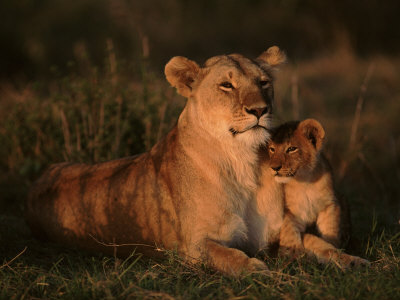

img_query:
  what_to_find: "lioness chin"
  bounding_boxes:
[26,46,287,276]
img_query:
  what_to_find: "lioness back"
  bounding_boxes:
[27,130,187,257]
[26,47,287,276]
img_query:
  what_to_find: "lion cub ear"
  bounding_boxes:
[257,46,287,68]
[165,56,200,98]
[298,119,325,150]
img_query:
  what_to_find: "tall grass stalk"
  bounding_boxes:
[291,72,300,119]
[338,63,375,179]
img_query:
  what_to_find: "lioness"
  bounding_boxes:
[267,119,369,267]
[26,46,287,276]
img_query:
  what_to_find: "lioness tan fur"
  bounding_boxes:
[26,46,287,276]
[266,119,369,267]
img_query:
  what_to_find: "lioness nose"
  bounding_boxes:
[245,106,269,119]
[271,165,282,172]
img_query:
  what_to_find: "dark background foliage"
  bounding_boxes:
[2,0,400,80]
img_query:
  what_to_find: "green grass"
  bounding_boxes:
[0,214,399,299]
[0,49,399,298]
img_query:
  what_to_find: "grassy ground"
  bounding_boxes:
[0,49,399,299]
[0,214,399,299]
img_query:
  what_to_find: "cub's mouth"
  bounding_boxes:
[273,172,296,183]
[274,171,296,178]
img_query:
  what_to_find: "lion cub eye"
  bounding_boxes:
[219,82,234,91]
[260,80,270,89]
[269,146,275,153]
[286,146,298,153]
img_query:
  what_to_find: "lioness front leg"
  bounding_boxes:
[302,233,370,268]
[279,214,305,255]
[204,239,267,276]
[316,202,341,247]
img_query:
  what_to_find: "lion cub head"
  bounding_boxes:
[268,119,325,183]
[164,46,286,148]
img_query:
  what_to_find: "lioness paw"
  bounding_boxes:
[279,236,304,252]
[278,246,305,259]
[337,253,370,269]
[347,255,370,267]
[220,257,268,277]
[247,258,269,273]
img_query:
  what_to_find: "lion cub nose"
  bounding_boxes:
[271,165,282,172]
[245,106,269,119]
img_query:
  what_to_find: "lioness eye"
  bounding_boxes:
[260,80,270,88]
[287,146,298,153]
[269,147,275,153]
[220,82,234,91]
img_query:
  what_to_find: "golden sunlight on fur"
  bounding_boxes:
[26,46,287,276]
[266,119,369,268]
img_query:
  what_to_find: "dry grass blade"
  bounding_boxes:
[291,72,299,120]
[59,109,72,159]
[107,38,118,86]
[0,247,27,269]
[348,63,375,150]
[88,234,161,251]
[339,62,375,179]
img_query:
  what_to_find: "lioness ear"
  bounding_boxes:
[257,46,287,68]
[298,119,325,150]
[165,56,200,98]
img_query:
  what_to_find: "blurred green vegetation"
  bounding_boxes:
[0,53,186,214]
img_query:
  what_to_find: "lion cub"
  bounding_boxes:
[268,119,345,252]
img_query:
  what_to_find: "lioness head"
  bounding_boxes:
[268,119,325,183]
[165,46,286,147]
